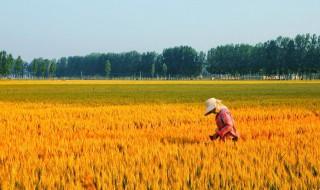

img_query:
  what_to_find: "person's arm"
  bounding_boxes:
[216,112,234,138]
[209,133,219,140]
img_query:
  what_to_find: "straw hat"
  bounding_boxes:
[204,98,221,116]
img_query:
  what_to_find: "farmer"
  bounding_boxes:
[204,98,239,141]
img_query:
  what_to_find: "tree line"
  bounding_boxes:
[207,34,320,75]
[0,52,25,78]
[0,53,56,78]
[0,34,320,78]
[54,46,204,78]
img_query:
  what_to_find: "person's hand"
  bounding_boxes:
[209,133,219,141]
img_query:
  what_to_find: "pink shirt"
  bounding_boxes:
[215,107,239,140]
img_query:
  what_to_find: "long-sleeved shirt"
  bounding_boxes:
[215,107,239,140]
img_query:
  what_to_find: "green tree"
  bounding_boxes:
[162,63,167,76]
[151,63,155,77]
[5,54,14,77]
[49,60,57,77]
[163,46,200,76]
[30,59,39,77]
[104,60,111,77]
[14,56,24,77]
[40,59,49,78]
[0,51,7,76]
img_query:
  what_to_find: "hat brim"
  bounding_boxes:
[204,105,215,116]
[204,111,213,116]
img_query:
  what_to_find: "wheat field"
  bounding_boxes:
[0,80,319,189]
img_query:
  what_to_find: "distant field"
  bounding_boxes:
[0,80,319,189]
[0,80,319,107]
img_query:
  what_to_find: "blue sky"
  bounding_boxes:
[1,0,319,61]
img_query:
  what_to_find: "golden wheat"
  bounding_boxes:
[0,101,319,189]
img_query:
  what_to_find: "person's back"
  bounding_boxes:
[215,106,239,141]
